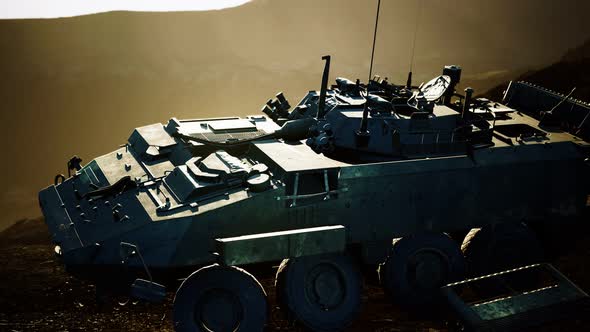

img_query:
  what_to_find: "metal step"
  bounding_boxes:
[441,263,589,331]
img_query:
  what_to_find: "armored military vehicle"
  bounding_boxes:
[38,53,590,331]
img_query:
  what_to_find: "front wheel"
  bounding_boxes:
[173,264,267,332]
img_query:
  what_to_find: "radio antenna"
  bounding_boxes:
[367,0,381,83]
[408,0,423,74]
[357,0,381,147]
[406,0,423,88]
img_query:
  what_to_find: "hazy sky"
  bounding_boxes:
[0,0,251,18]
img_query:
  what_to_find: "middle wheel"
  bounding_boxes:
[378,232,466,307]
[275,253,362,332]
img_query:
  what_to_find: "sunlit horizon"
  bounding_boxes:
[0,0,252,19]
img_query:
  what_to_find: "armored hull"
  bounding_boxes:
[39,94,590,268]
[39,58,590,331]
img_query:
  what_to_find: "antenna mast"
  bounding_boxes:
[368,0,381,82]
[407,0,423,88]
[356,0,381,147]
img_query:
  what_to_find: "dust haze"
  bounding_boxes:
[1,0,589,230]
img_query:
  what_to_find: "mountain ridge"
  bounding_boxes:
[484,38,590,103]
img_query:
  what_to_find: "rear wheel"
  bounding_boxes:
[378,232,466,307]
[173,264,267,332]
[461,222,543,277]
[275,253,362,332]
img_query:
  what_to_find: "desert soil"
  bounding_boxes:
[1,218,590,332]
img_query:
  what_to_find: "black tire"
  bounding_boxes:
[378,232,466,307]
[274,258,289,314]
[461,222,544,278]
[275,253,362,332]
[173,264,267,332]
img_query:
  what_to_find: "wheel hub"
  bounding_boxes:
[407,249,450,291]
[196,288,242,332]
[305,263,346,310]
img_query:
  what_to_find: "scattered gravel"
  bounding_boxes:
[1,217,589,331]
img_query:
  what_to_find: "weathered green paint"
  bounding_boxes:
[37,62,590,272]
[215,225,346,266]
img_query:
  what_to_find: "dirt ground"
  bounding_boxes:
[1,218,590,332]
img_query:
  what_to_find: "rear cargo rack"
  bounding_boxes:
[441,263,589,331]
[503,81,590,139]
